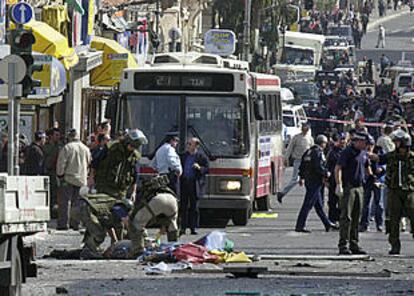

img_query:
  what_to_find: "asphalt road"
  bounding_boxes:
[357,11,414,63]
[23,168,414,296]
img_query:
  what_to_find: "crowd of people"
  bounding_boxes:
[0,122,211,258]
[281,119,414,255]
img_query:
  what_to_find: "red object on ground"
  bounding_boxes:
[172,243,218,264]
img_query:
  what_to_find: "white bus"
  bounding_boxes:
[109,52,284,226]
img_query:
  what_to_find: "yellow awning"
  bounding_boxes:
[12,20,78,70]
[90,36,138,87]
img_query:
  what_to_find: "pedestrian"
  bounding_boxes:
[56,129,91,230]
[79,196,132,259]
[128,175,179,258]
[0,131,8,172]
[376,25,386,48]
[278,123,314,203]
[89,133,110,189]
[23,131,46,175]
[377,124,395,153]
[379,0,386,17]
[295,135,338,233]
[326,133,348,224]
[151,132,182,193]
[43,128,62,217]
[179,137,209,236]
[95,129,146,200]
[335,132,371,255]
[359,137,385,232]
[370,130,414,254]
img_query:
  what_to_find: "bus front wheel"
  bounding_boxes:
[232,209,249,226]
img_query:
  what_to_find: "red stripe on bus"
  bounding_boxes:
[256,78,280,86]
[139,167,156,174]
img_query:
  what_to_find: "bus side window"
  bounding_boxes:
[267,94,274,120]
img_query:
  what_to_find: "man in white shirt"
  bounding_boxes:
[151,132,182,193]
[278,123,314,203]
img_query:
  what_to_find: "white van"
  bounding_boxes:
[282,104,310,146]
[394,72,414,96]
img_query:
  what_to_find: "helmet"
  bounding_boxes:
[126,128,148,148]
[315,134,328,145]
[111,199,134,220]
[391,129,412,147]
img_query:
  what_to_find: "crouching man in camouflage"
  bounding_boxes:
[79,194,133,259]
[128,175,179,258]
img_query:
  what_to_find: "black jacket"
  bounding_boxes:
[180,150,209,197]
[23,142,44,175]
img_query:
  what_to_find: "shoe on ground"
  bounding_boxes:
[358,226,368,232]
[350,248,367,255]
[389,248,400,255]
[190,230,198,235]
[179,230,186,236]
[338,248,352,255]
[325,222,339,232]
[56,226,69,231]
[277,192,284,204]
[377,226,383,232]
[295,228,311,233]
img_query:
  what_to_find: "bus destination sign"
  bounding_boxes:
[134,72,234,91]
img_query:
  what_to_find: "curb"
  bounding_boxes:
[367,8,410,32]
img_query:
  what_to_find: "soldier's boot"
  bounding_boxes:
[129,230,145,258]
[80,246,104,260]
[167,230,178,242]
[385,219,390,234]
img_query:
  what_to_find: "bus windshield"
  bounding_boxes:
[282,47,314,66]
[124,95,248,157]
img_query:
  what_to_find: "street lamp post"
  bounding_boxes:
[243,0,251,62]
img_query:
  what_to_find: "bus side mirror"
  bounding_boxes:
[254,99,265,121]
[105,95,118,123]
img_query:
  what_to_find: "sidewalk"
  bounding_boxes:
[367,6,410,32]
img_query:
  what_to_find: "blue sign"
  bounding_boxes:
[11,2,34,25]
[204,29,236,56]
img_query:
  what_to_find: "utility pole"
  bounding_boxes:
[155,0,160,36]
[243,0,251,62]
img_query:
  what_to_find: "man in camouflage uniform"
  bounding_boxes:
[372,129,414,254]
[95,129,146,200]
[128,175,179,258]
[79,195,132,258]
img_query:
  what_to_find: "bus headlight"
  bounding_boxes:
[220,180,242,191]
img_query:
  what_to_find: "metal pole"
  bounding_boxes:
[7,62,15,176]
[14,90,20,176]
[155,0,160,36]
[243,0,251,62]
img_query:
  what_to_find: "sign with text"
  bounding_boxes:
[0,113,34,142]
[204,29,236,56]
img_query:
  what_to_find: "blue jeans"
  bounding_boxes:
[361,182,384,229]
[281,159,301,196]
[295,182,331,230]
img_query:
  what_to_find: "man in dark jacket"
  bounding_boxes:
[295,135,337,233]
[326,133,348,223]
[179,137,209,235]
[24,131,46,175]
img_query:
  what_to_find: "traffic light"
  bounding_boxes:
[10,28,42,97]
[304,0,313,10]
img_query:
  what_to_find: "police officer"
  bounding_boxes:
[335,132,371,255]
[371,130,414,255]
[295,135,337,233]
[79,195,132,259]
[127,175,179,258]
[95,129,147,200]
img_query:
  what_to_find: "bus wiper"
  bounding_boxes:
[187,125,216,161]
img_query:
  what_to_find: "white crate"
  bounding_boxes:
[0,174,50,224]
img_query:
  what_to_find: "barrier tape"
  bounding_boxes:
[284,114,411,128]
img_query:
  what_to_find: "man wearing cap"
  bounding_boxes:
[326,133,348,224]
[151,132,182,193]
[23,131,47,175]
[295,135,337,232]
[278,123,314,203]
[95,129,146,200]
[56,129,91,230]
[335,132,372,255]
